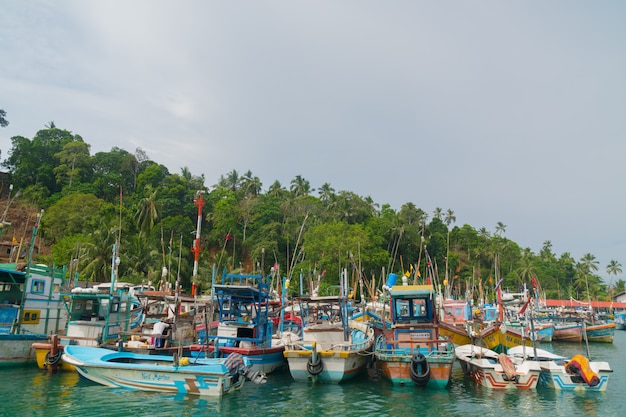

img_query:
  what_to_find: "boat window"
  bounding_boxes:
[396,300,410,317]
[22,309,40,324]
[394,297,431,323]
[31,279,45,294]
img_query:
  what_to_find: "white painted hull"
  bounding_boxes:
[284,350,370,383]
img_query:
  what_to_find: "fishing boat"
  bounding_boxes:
[438,321,472,346]
[0,262,67,366]
[32,244,144,371]
[439,299,473,346]
[508,345,612,391]
[0,211,69,367]
[534,322,555,343]
[191,271,286,374]
[584,320,615,343]
[455,344,542,389]
[374,284,456,388]
[614,311,626,330]
[477,322,538,353]
[61,345,265,397]
[283,281,375,383]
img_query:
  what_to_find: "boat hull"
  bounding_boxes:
[283,349,370,383]
[376,353,454,388]
[585,323,615,343]
[438,322,472,346]
[62,346,244,397]
[538,361,612,391]
[479,325,535,353]
[192,345,285,374]
[552,323,582,342]
[0,334,46,366]
[455,345,541,390]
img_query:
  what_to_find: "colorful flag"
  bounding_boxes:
[518,297,531,315]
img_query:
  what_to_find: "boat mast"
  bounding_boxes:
[191,191,204,295]
[15,210,43,334]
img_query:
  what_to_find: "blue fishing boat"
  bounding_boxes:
[62,345,264,397]
[191,271,285,374]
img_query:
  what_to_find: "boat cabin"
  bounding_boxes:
[64,287,138,346]
[0,263,65,335]
[386,285,440,354]
[390,285,436,325]
[211,271,273,349]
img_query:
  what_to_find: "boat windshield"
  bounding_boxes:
[393,297,432,324]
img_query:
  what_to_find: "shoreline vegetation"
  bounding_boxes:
[0,123,623,303]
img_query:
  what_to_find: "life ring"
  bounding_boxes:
[409,353,430,386]
[45,350,62,366]
[307,356,324,376]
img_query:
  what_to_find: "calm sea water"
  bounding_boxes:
[2,332,624,417]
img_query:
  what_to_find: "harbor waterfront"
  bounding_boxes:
[1,331,624,417]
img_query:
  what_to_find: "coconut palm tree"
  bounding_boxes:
[606,260,623,300]
[290,175,313,197]
[318,182,335,203]
[241,170,262,196]
[135,185,160,236]
[580,253,599,273]
[267,180,284,198]
[495,221,507,236]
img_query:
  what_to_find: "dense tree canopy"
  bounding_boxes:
[0,124,622,303]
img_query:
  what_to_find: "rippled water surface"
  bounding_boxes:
[2,332,624,417]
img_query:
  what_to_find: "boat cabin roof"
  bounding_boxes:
[213,284,266,302]
[390,284,434,298]
[0,266,26,284]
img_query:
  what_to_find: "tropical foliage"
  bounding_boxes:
[0,124,622,302]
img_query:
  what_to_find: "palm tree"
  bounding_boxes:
[517,252,537,285]
[81,217,118,282]
[539,240,554,261]
[290,175,313,197]
[135,185,160,236]
[241,170,262,196]
[606,260,623,300]
[219,169,240,191]
[444,209,456,228]
[433,207,443,220]
[0,108,8,127]
[318,182,335,203]
[495,221,507,236]
[580,253,599,274]
[267,180,284,198]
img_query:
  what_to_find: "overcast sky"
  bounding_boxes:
[2,1,625,282]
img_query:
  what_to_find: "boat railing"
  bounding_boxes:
[209,334,265,347]
[287,338,371,352]
[376,338,454,357]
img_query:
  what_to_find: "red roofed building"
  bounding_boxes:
[544,299,626,311]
